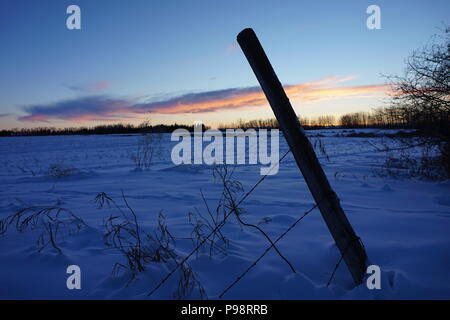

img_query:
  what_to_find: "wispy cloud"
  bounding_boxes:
[0,114,10,118]
[65,81,111,93]
[18,76,391,122]
[19,96,129,122]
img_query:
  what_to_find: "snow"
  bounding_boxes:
[0,129,449,299]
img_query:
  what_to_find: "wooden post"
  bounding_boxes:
[237,28,367,285]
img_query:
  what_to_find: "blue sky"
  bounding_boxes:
[0,0,449,129]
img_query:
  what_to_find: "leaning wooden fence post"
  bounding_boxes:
[237,28,367,285]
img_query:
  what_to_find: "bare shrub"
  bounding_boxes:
[175,262,207,300]
[47,161,78,178]
[188,190,229,258]
[0,206,87,253]
[373,140,446,180]
[311,135,330,162]
[131,133,163,170]
[95,191,206,298]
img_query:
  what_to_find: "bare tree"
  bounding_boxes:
[386,27,450,176]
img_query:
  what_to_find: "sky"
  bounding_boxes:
[0,0,449,129]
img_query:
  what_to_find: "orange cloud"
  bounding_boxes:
[145,76,391,114]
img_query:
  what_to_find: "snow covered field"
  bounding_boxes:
[0,129,449,300]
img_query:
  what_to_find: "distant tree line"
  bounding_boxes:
[0,122,208,137]
[217,109,416,131]
[217,118,279,130]
[218,100,448,131]
[338,107,417,128]
[218,116,339,130]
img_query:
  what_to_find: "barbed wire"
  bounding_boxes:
[327,236,366,287]
[219,202,319,298]
[147,149,292,297]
